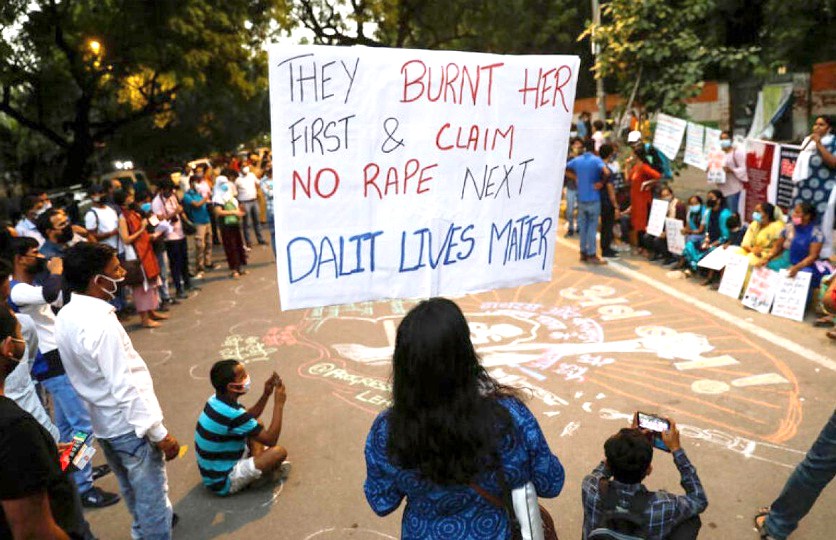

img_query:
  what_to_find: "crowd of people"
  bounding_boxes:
[563,114,836,341]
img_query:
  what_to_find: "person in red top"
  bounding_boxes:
[625,145,662,254]
[114,189,170,329]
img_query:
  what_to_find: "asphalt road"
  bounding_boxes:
[83,235,835,540]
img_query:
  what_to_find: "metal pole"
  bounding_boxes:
[591,0,606,122]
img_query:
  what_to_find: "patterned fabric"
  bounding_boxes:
[581,450,707,540]
[364,397,564,539]
[793,136,836,222]
[195,395,262,495]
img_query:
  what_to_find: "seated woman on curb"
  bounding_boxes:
[735,202,785,269]
[682,190,731,278]
[364,298,565,539]
[675,195,706,269]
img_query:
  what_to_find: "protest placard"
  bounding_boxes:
[653,113,687,160]
[770,271,812,322]
[775,144,801,210]
[665,218,685,255]
[704,127,725,184]
[718,253,750,299]
[684,122,707,170]
[268,45,579,310]
[646,199,669,237]
[742,266,780,313]
[744,140,777,220]
[697,246,730,270]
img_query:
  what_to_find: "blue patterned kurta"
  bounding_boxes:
[364,397,565,539]
[794,135,836,230]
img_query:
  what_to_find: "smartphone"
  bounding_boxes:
[60,431,96,471]
[147,215,160,227]
[637,412,671,452]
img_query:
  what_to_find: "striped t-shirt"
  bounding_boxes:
[195,395,262,495]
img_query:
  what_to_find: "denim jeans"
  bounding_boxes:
[239,199,265,245]
[100,432,172,540]
[578,200,601,256]
[764,411,836,539]
[41,374,95,494]
[165,238,191,294]
[565,188,577,233]
[155,249,171,301]
[726,191,741,214]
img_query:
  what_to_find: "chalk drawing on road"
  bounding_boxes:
[303,528,397,540]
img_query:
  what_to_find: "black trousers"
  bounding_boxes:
[600,201,615,254]
[165,238,191,293]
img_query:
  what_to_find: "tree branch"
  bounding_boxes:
[0,85,69,148]
[91,85,180,139]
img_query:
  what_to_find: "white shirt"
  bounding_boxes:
[56,293,168,441]
[15,218,45,247]
[5,313,60,441]
[235,172,259,201]
[9,279,62,353]
[719,146,748,197]
[592,131,605,153]
[85,205,121,250]
[151,193,185,241]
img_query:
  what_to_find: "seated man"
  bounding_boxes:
[195,360,290,496]
[582,418,708,540]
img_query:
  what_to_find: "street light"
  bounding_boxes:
[87,39,102,55]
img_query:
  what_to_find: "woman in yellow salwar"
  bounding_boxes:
[731,203,786,292]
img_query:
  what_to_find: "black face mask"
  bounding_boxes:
[27,257,47,274]
[57,226,74,244]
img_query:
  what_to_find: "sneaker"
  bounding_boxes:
[175,291,189,300]
[91,464,111,480]
[194,272,204,280]
[602,250,619,258]
[587,256,608,265]
[80,486,121,508]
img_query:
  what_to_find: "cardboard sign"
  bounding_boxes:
[653,113,687,160]
[718,253,750,299]
[665,218,685,255]
[697,246,730,271]
[744,140,777,221]
[742,266,780,313]
[646,199,670,237]
[704,128,725,184]
[775,145,801,210]
[684,122,707,170]
[770,270,812,322]
[268,45,579,309]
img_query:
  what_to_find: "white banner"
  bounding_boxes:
[652,113,687,160]
[665,218,685,255]
[646,199,669,237]
[269,45,579,310]
[742,266,780,313]
[771,271,812,322]
[717,253,749,299]
[684,122,707,170]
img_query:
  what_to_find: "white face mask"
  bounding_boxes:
[95,274,125,300]
[231,375,251,394]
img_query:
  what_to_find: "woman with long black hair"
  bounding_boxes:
[364,298,564,539]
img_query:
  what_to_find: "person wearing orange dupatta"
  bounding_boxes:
[114,189,170,328]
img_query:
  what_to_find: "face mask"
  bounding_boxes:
[95,274,125,300]
[42,202,52,212]
[27,257,47,275]
[33,206,47,218]
[221,183,230,192]
[720,140,732,150]
[662,196,673,202]
[752,211,762,223]
[707,199,716,208]
[91,196,102,203]
[140,202,152,213]
[689,204,701,213]
[57,226,74,244]
[791,216,803,226]
[231,375,251,394]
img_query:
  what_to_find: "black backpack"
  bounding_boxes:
[588,479,651,540]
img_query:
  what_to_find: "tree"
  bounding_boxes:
[0,0,282,186]
[581,0,759,117]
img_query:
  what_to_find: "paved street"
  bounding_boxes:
[84,237,835,540]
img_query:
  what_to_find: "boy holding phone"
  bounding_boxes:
[581,415,708,539]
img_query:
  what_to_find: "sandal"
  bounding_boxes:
[827,329,836,341]
[141,320,162,329]
[754,507,772,538]
[230,271,241,279]
[814,315,835,328]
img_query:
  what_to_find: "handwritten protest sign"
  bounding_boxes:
[697,246,730,270]
[770,271,811,322]
[704,128,725,184]
[652,113,687,160]
[665,218,685,255]
[742,266,780,313]
[718,253,750,299]
[268,45,579,310]
[646,199,669,237]
[684,122,707,170]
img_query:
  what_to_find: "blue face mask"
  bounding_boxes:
[140,202,152,213]
[720,139,732,150]
[752,211,762,223]
[221,184,230,192]
[689,204,702,213]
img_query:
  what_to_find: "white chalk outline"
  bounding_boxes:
[555,237,836,372]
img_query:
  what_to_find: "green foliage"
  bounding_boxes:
[581,0,760,116]
[0,0,283,185]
